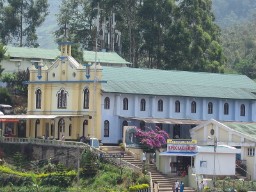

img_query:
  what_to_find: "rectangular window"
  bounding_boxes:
[248,148,255,156]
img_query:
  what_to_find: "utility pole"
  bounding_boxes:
[92,3,102,138]
[213,136,217,190]
[77,147,80,191]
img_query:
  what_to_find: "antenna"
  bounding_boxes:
[91,3,102,138]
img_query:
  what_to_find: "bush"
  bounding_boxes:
[129,183,149,191]
[0,87,12,105]
[0,173,33,187]
[136,174,150,184]
[40,174,74,188]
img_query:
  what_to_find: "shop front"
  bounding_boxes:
[158,139,198,176]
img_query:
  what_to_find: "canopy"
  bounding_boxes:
[159,151,198,156]
[0,119,19,122]
[119,116,203,125]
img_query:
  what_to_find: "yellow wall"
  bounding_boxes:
[26,44,102,140]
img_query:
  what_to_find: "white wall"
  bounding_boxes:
[195,152,236,175]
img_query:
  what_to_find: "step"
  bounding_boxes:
[103,151,196,192]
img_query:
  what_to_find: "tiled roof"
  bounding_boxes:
[223,122,256,139]
[83,51,131,65]
[102,67,256,99]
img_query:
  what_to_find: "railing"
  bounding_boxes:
[0,136,153,191]
[0,136,90,148]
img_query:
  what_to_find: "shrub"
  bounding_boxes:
[129,183,149,191]
[0,87,12,105]
[40,174,75,188]
[0,173,33,187]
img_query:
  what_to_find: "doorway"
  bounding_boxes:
[58,118,65,139]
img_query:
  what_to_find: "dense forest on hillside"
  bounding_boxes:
[212,0,256,78]
[1,0,256,78]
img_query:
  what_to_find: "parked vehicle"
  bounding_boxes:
[0,104,13,115]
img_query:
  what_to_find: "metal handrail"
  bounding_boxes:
[0,137,89,148]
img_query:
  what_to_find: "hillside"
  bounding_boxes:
[36,0,61,49]
[37,0,256,49]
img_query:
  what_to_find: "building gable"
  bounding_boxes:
[190,119,256,145]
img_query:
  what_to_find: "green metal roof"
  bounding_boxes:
[83,50,131,65]
[5,46,60,60]
[102,67,256,99]
[223,123,256,139]
[4,46,131,65]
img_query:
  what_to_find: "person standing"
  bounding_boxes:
[175,180,179,192]
[180,181,184,192]
[199,181,204,192]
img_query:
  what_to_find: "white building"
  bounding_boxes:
[195,145,240,176]
[190,119,256,180]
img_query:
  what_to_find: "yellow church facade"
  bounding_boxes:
[25,42,103,141]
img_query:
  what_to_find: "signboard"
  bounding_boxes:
[167,139,197,153]
[100,152,124,158]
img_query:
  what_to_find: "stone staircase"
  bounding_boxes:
[100,146,196,192]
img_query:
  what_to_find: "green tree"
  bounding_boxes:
[1,70,29,96]
[164,0,225,72]
[55,0,224,72]
[55,0,94,50]
[220,18,256,78]
[0,87,12,105]
[137,0,174,69]
[80,149,98,178]
[0,43,6,75]
[0,0,49,47]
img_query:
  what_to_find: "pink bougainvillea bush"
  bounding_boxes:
[134,126,170,152]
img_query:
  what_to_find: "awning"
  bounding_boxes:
[159,152,198,156]
[120,116,203,125]
[0,114,84,120]
[0,119,19,122]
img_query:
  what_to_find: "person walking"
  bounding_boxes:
[180,181,184,192]
[175,180,179,192]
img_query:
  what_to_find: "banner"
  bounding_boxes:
[167,139,197,153]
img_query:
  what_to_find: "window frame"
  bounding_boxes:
[248,148,255,157]
[57,89,67,109]
[104,97,110,109]
[158,99,163,112]
[191,101,196,113]
[208,102,213,114]
[36,89,42,109]
[83,88,90,109]
[123,98,128,110]
[175,100,180,113]
[240,104,245,116]
[224,103,229,115]
[140,99,146,111]
[104,120,109,137]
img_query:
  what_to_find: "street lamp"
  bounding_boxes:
[209,129,217,190]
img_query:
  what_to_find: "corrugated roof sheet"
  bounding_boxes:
[83,51,131,65]
[4,46,130,65]
[223,122,256,139]
[102,67,256,99]
[5,46,60,60]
